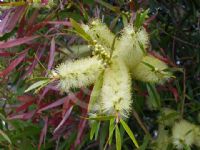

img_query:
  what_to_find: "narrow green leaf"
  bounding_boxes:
[120,119,139,148]
[90,121,99,140]
[139,135,150,150]
[25,79,49,93]
[95,122,101,140]
[96,0,120,12]
[115,125,121,150]
[70,18,92,42]
[100,122,109,150]
[122,14,128,27]
[146,83,161,108]
[109,118,115,145]
[134,13,141,29]
[139,9,149,25]
[0,129,11,144]
[134,9,149,29]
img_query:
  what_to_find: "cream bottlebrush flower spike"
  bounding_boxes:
[82,19,115,49]
[113,25,148,69]
[101,59,132,118]
[136,27,149,50]
[172,120,200,149]
[194,127,200,147]
[53,19,171,119]
[55,56,104,92]
[172,120,197,149]
[132,55,171,83]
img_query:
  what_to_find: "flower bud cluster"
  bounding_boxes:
[89,41,111,67]
[121,11,131,18]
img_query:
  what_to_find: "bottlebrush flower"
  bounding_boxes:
[56,56,104,92]
[101,59,132,118]
[136,27,149,49]
[159,108,181,127]
[153,125,170,150]
[82,19,115,49]
[194,126,200,147]
[114,25,145,69]
[172,120,196,149]
[132,55,171,83]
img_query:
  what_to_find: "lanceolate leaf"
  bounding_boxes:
[0,11,10,36]
[17,95,36,103]
[38,117,48,150]
[70,18,92,42]
[139,135,151,150]
[109,118,115,145]
[0,6,26,36]
[120,119,139,148]
[134,9,149,29]
[25,79,50,93]
[5,6,26,34]
[0,35,39,49]
[95,0,120,13]
[94,121,100,140]
[38,96,68,113]
[15,100,35,113]
[90,121,99,140]
[47,37,56,70]
[74,119,87,146]
[8,110,36,120]
[115,125,121,150]
[90,121,101,140]
[0,129,12,144]
[146,83,161,108]
[0,51,27,77]
[54,106,73,133]
[0,50,13,57]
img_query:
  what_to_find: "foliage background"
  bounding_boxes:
[0,0,200,149]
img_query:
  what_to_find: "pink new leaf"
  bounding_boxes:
[0,35,39,49]
[38,117,48,150]
[0,51,27,77]
[47,37,55,70]
[54,106,73,133]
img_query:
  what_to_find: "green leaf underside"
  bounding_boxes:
[25,79,50,93]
